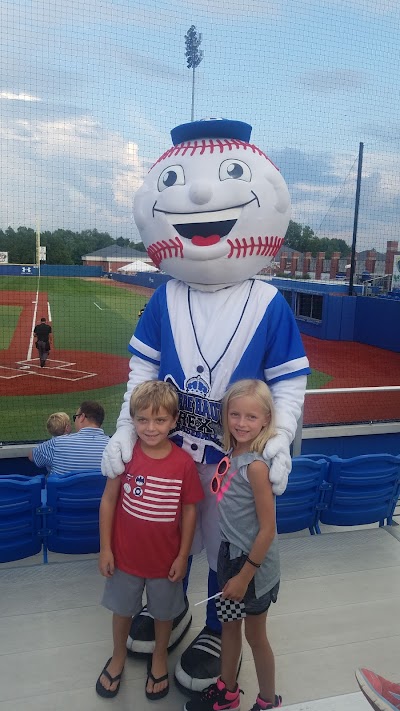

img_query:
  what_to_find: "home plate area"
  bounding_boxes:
[0,358,97,382]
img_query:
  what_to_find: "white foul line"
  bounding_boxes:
[27,288,40,362]
[47,301,52,322]
[93,302,103,310]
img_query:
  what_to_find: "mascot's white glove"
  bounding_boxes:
[264,375,308,496]
[101,424,137,479]
[263,430,292,496]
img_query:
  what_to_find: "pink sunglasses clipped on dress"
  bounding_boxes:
[210,456,231,494]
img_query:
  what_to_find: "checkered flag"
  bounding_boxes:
[215,596,246,622]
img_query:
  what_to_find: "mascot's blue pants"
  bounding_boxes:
[184,557,221,635]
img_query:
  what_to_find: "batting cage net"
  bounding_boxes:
[0,0,399,444]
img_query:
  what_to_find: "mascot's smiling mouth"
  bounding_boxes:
[152,193,259,247]
[174,219,235,246]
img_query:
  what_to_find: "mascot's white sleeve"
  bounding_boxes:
[264,374,307,496]
[101,355,159,478]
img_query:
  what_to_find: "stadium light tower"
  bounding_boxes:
[185,25,204,122]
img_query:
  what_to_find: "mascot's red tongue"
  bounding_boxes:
[191,235,220,246]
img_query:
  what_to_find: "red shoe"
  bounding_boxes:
[355,668,400,710]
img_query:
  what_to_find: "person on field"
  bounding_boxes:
[33,317,52,367]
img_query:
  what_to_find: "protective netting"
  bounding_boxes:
[0,0,399,443]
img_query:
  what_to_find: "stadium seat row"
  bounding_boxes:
[1,454,400,564]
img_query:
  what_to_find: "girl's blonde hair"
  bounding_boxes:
[222,379,276,453]
[129,380,179,419]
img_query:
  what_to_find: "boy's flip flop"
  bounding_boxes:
[145,668,170,701]
[95,657,124,698]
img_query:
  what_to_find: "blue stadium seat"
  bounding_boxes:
[46,471,106,554]
[276,457,329,535]
[0,475,44,563]
[319,454,400,527]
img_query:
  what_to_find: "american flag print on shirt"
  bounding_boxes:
[121,474,182,523]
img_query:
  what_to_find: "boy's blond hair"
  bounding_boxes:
[222,379,276,453]
[129,381,179,419]
[46,412,71,437]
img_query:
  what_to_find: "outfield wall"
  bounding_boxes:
[0,265,102,277]
[354,297,400,351]
[112,272,171,288]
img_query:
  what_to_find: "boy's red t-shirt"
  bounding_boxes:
[112,440,204,578]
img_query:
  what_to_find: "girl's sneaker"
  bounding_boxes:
[249,694,282,710]
[184,677,242,710]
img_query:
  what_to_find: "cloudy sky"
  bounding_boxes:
[1,0,399,250]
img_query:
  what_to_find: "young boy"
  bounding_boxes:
[46,412,71,437]
[97,381,204,701]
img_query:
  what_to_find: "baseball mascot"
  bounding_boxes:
[101,118,310,692]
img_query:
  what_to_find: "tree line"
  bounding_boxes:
[0,227,146,265]
[0,222,350,265]
[285,222,351,258]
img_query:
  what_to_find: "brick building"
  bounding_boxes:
[81,245,155,273]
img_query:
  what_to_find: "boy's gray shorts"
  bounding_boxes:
[101,567,185,621]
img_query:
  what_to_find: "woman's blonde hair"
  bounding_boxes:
[222,379,276,453]
[129,380,179,419]
[46,412,71,437]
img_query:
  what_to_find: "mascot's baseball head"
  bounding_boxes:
[133,118,291,288]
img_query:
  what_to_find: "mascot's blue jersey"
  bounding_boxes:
[129,279,310,464]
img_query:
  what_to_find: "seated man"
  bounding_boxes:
[29,401,109,475]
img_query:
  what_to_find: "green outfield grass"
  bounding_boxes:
[0,305,22,349]
[0,276,147,357]
[307,369,332,389]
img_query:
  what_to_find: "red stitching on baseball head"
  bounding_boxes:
[150,139,278,171]
[226,236,283,259]
[147,237,183,268]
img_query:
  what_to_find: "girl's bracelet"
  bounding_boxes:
[246,556,261,569]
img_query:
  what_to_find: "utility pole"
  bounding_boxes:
[348,142,364,296]
[185,25,204,122]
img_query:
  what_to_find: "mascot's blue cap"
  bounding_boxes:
[171,118,252,146]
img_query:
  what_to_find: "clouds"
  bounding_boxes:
[0,92,41,102]
[0,0,399,253]
[0,111,146,237]
[298,69,368,93]
[272,146,400,250]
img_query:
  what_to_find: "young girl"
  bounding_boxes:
[185,379,281,711]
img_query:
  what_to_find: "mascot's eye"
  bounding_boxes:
[219,159,251,182]
[157,165,185,191]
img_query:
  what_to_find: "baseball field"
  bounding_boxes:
[0,276,147,443]
[0,276,398,444]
